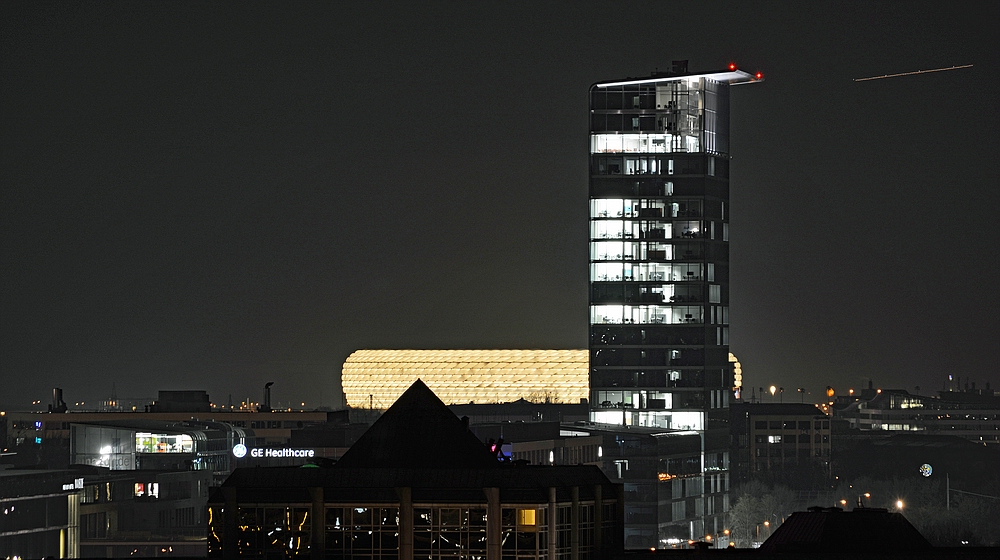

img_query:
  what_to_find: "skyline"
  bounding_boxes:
[3,2,998,409]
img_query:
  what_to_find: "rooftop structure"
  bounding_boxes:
[341,349,589,407]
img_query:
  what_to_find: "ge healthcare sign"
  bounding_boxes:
[233,443,315,459]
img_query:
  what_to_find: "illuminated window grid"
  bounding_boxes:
[342,349,589,408]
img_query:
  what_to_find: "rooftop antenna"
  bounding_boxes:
[49,388,67,413]
[260,382,274,412]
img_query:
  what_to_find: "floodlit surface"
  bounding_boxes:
[342,349,589,408]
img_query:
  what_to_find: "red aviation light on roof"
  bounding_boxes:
[755,72,763,79]
[728,63,737,71]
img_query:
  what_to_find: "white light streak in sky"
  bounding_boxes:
[854,64,973,82]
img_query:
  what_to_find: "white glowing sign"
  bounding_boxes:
[62,478,84,491]
[233,444,315,458]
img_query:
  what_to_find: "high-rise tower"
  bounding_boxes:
[588,63,761,542]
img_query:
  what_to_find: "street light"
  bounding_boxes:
[896,500,904,510]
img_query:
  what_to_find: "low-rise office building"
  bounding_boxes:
[729,403,831,485]
[836,389,1000,445]
[471,421,726,549]
[208,380,624,559]
[0,468,81,559]
[76,466,212,558]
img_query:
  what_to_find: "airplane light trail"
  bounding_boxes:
[854,64,973,82]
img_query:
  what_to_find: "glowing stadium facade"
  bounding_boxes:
[342,349,589,408]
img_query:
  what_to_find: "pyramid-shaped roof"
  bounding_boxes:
[759,507,931,554]
[335,379,500,469]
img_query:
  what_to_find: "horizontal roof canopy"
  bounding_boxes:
[595,69,760,88]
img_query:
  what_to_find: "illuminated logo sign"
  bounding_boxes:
[919,463,933,477]
[62,477,84,491]
[232,444,314,458]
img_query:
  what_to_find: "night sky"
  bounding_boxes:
[3,2,998,410]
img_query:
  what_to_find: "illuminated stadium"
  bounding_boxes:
[342,349,589,408]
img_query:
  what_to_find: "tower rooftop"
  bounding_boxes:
[594,68,761,88]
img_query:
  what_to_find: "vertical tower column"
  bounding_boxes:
[485,487,501,560]
[309,487,325,559]
[396,487,413,560]
[548,487,557,559]
[571,486,580,560]
[222,487,238,560]
[593,484,603,553]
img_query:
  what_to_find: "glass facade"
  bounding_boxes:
[588,68,758,544]
[208,502,615,559]
[135,432,194,454]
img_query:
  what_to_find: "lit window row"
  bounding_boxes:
[592,409,703,430]
[591,263,711,282]
[592,199,701,218]
[135,433,193,454]
[591,305,705,325]
[591,221,708,241]
[591,133,700,154]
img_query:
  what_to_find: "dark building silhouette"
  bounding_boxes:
[729,403,832,486]
[622,507,996,558]
[758,506,930,555]
[208,380,625,559]
[149,390,212,413]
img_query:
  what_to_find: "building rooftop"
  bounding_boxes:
[213,379,618,504]
[334,379,503,470]
[731,402,828,416]
[759,506,930,554]
[593,66,761,88]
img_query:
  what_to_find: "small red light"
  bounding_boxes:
[728,63,736,71]
[755,72,763,79]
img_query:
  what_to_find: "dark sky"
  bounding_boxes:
[3,2,998,410]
